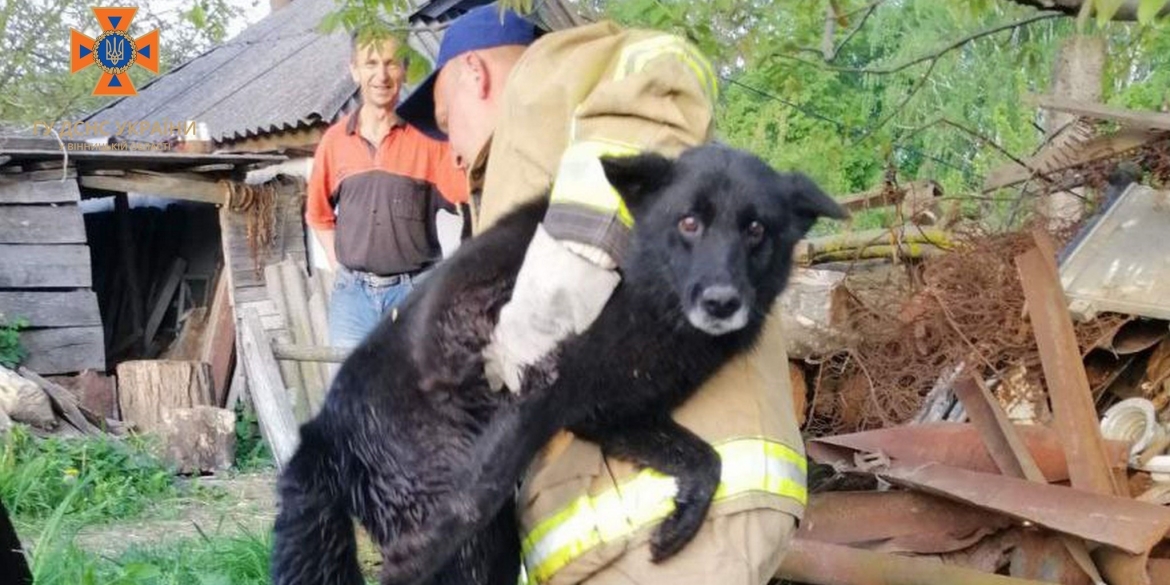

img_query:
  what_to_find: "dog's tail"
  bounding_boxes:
[271,431,362,585]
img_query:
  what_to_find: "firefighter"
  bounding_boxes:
[397,5,807,584]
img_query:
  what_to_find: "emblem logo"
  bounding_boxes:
[70,7,159,96]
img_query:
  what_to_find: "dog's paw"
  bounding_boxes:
[648,501,707,563]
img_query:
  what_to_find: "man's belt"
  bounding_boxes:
[347,267,423,287]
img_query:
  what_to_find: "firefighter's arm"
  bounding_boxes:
[484,34,716,393]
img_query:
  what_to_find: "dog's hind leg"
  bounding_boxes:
[426,500,521,585]
[576,416,722,563]
[272,438,363,585]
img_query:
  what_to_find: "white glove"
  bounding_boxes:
[484,224,620,393]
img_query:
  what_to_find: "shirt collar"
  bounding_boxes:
[346,107,407,137]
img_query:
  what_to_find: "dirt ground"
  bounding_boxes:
[72,472,278,556]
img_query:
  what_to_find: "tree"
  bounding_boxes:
[0,0,244,126]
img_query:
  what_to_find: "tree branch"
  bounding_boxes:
[829,0,883,61]
[854,56,941,143]
[783,12,1063,75]
[1005,0,1170,21]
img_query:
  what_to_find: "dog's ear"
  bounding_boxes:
[783,172,849,238]
[600,152,674,210]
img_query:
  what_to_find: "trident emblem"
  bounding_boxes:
[70,7,159,96]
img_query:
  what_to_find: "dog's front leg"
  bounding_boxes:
[576,416,721,562]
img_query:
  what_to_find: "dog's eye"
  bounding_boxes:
[745,221,765,245]
[678,215,702,236]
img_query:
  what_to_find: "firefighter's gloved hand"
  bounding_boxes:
[484,224,620,393]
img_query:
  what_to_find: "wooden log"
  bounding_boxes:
[0,176,81,203]
[796,227,954,265]
[238,308,298,467]
[20,327,105,375]
[115,360,214,433]
[280,261,325,414]
[0,365,55,428]
[18,367,102,435]
[0,245,92,288]
[0,291,101,328]
[0,206,86,244]
[157,406,236,474]
[79,172,226,205]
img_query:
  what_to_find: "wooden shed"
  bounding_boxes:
[0,138,282,378]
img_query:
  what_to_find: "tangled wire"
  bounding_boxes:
[806,224,1126,437]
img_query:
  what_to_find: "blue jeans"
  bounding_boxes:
[328,267,422,348]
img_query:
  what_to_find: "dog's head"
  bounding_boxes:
[602,144,848,336]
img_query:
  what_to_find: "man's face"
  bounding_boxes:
[433,57,492,169]
[350,38,406,110]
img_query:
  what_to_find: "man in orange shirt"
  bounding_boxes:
[307,35,467,347]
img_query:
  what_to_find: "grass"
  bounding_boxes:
[0,426,176,524]
[2,420,281,584]
[32,527,273,585]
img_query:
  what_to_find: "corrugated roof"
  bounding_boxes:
[85,0,586,145]
[86,0,358,144]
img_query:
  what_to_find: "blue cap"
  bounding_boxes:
[396,4,537,140]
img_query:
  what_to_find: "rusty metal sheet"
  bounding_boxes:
[1148,559,1170,582]
[953,376,1046,481]
[878,461,1170,555]
[807,423,1128,483]
[1095,548,1151,585]
[952,375,1103,583]
[1018,246,1125,497]
[1010,532,1093,585]
[777,538,1054,585]
[796,491,1011,554]
[1106,318,1168,355]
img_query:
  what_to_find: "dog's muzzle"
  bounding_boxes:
[687,285,749,335]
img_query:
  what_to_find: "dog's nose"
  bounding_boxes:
[699,286,742,319]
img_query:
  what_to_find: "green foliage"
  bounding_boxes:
[0,315,28,369]
[233,403,273,473]
[0,0,244,125]
[0,426,175,523]
[595,0,1170,232]
[318,0,433,84]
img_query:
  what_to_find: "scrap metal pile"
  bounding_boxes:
[776,135,1170,584]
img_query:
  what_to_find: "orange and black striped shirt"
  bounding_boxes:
[306,112,467,275]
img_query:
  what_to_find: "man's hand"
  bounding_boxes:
[483,225,620,393]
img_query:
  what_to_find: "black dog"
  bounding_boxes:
[271,144,846,585]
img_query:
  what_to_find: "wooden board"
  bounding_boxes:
[0,291,101,327]
[239,308,299,467]
[80,172,225,205]
[0,245,92,288]
[19,326,105,374]
[1028,94,1170,131]
[0,206,86,244]
[0,177,81,203]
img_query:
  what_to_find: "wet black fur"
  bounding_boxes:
[271,144,847,585]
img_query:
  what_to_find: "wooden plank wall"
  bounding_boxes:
[221,173,312,412]
[0,166,106,374]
